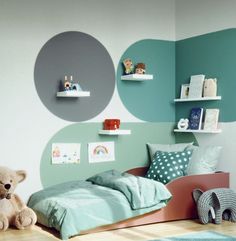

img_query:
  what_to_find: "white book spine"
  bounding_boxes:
[199,108,204,130]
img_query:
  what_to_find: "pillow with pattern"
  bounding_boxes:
[146,142,193,161]
[145,150,193,184]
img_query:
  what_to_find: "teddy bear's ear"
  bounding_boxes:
[16,170,27,183]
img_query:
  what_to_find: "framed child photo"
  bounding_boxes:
[180,84,190,99]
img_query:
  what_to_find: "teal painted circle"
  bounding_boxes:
[117,39,175,122]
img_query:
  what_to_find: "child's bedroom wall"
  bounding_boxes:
[1,0,236,201]
[0,0,176,200]
[175,0,236,190]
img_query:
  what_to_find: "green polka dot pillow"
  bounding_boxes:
[145,150,193,184]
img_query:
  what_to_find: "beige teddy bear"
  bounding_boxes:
[0,166,37,231]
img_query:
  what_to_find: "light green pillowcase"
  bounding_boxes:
[186,146,222,175]
[147,142,193,161]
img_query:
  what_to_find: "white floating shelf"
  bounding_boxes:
[98,130,131,135]
[174,96,221,102]
[174,129,222,134]
[57,91,90,97]
[121,74,153,81]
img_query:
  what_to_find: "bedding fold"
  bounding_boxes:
[87,169,172,210]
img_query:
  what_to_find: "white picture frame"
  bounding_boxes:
[188,74,205,98]
[88,142,115,163]
[51,143,81,164]
[180,84,190,99]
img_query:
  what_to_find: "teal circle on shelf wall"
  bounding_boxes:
[117,39,175,122]
[34,31,115,122]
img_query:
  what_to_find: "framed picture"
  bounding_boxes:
[188,74,205,98]
[51,143,81,164]
[88,142,115,163]
[180,84,190,99]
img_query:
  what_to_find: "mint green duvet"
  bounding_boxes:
[28,170,171,240]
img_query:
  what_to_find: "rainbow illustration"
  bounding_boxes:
[93,145,109,156]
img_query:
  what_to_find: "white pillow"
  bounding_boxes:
[186,146,222,175]
[147,142,193,161]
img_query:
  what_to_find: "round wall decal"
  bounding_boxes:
[117,39,175,122]
[34,31,115,122]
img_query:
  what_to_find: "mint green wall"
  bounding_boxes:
[40,122,174,187]
[117,39,175,122]
[176,29,236,122]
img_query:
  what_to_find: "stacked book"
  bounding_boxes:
[189,107,204,130]
[188,75,205,98]
[203,109,220,131]
[188,107,219,131]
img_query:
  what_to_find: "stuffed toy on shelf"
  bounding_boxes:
[122,58,134,75]
[135,63,146,74]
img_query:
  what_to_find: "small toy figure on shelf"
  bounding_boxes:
[72,82,82,91]
[63,75,83,92]
[71,76,83,91]
[135,63,146,74]
[64,75,71,91]
[177,118,189,130]
[57,75,90,97]
[122,58,134,75]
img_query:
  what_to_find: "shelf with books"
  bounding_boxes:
[173,129,222,134]
[175,102,221,134]
[175,107,221,134]
[175,74,221,135]
[174,96,221,102]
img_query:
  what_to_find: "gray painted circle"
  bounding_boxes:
[34,31,115,122]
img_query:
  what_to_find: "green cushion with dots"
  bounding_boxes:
[145,150,193,184]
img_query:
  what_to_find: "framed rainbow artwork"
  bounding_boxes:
[88,142,115,163]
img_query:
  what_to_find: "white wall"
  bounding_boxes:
[175,0,236,40]
[0,0,175,200]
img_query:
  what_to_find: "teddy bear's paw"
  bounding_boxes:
[15,208,37,230]
[0,213,9,231]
